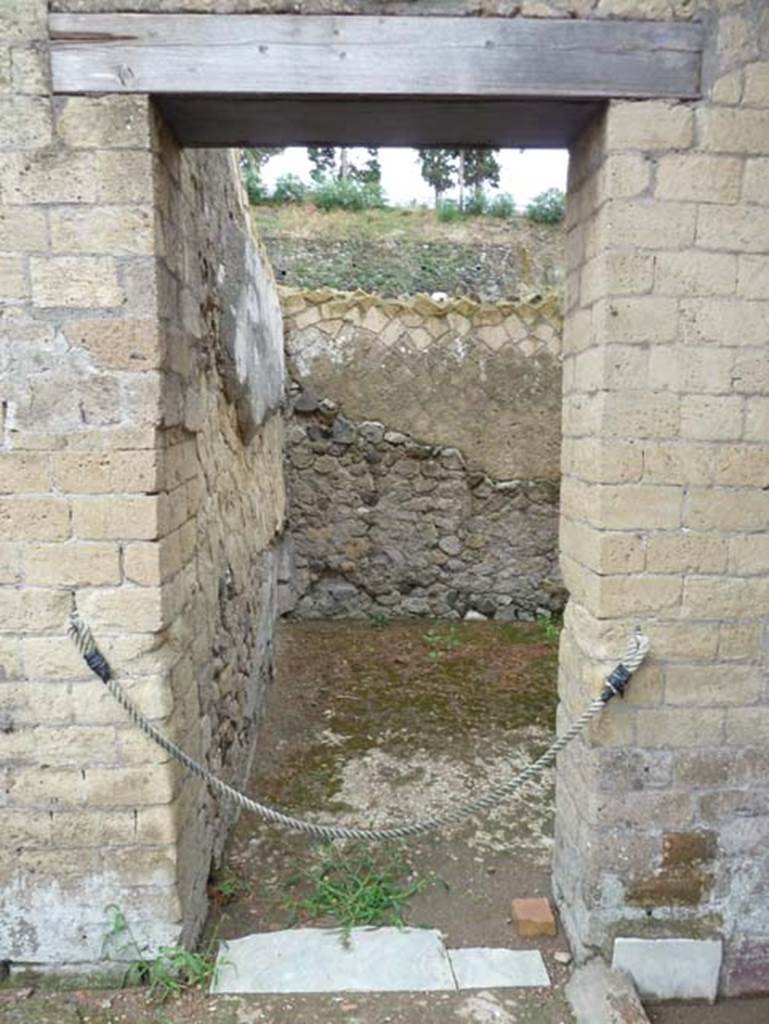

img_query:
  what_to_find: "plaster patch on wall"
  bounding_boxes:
[221,218,286,442]
[0,870,181,967]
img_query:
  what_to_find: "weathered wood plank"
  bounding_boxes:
[156,96,602,149]
[50,14,702,101]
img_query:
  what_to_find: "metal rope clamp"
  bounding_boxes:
[601,663,633,702]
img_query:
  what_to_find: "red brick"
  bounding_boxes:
[511,897,557,937]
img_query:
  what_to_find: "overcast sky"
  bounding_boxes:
[262,147,569,208]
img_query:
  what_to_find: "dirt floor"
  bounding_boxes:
[206,619,563,955]
[650,999,769,1024]
[3,620,769,1024]
[0,987,577,1023]
[4,985,769,1024]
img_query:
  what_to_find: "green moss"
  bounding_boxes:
[607,913,724,944]
[250,741,348,813]
[243,621,558,819]
[494,621,541,644]
[2,968,126,991]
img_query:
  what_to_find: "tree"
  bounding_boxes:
[353,148,381,186]
[463,148,501,201]
[240,147,283,204]
[417,147,501,210]
[242,147,283,173]
[308,146,381,185]
[417,148,458,207]
[308,146,337,183]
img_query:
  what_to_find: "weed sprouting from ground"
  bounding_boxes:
[423,624,462,661]
[102,905,222,1002]
[211,872,252,902]
[536,612,562,647]
[280,843,425,940]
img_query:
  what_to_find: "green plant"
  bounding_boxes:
[537,611,562,647]
[136,947,219,1000]
[102,905,222,1002]
[243,167,268,205]
[281,844,425,940]
[525,187,566,224]
[272,173,306,204]
[463,190,489,217]
[423,624,462,661]
[436,198,461,223]
[240,146,282,205]
[313,176,387,212]
[488,192,516,218]
[213,873,251,901]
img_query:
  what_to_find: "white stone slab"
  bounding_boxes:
[612,937,722,1002]
[449,948,550,989]
[211,926,456,994]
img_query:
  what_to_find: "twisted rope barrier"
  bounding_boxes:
[69,608,649,842]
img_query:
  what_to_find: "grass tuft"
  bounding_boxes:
[281,844,425,940]
[536,611,562,647]
[423,624,462,661]
[102,905,222,1002]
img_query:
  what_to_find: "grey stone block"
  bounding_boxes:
[448,948,550,989]
[566,957,650,1024]
[612,937,722,1003]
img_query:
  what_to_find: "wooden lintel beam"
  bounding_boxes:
[155,96,602,149]
[50,14,702,102]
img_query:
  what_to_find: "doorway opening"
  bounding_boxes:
[206,139,570,956]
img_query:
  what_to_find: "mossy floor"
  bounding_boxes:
[206,619,566,954]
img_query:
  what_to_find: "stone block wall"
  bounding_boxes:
[1,1,285,970]
[554,0,769,996]
[282,288,563,620]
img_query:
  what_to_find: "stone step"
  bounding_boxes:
[211,926,551,996]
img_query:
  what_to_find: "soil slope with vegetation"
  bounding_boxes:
[252,204,564,300]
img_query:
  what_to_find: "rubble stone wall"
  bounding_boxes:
[151,128,286,945]
[262,230,563,301]
[284,413,563,622]
[284,288,562,483]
